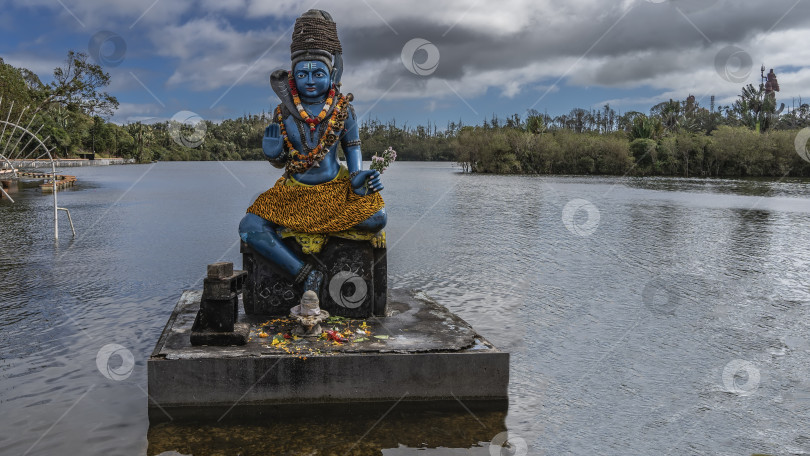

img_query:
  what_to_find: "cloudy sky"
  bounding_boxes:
[1,0,809,127]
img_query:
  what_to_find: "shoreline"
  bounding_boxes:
[7,158,136,167]
[15,157,807,180]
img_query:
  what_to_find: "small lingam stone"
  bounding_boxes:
[299,291,321,316]
[290,291,329,337]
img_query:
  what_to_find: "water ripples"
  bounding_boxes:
[2,162,810,454]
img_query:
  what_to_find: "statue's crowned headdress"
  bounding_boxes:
[289,9,343,85]
[269,10,348,128]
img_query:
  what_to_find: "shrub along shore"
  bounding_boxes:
[453,125,810,178]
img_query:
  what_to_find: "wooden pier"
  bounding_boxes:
[32,173,77,192]
[1,171,77,200]
[0,171,77,193]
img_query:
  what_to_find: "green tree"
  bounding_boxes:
[0,57,35,121]
[732,83,779,132]
[32,51,119,117]
[629,114,663,140]
[525,109,546,134]
[650,99,682,134]
[630,138,657,170]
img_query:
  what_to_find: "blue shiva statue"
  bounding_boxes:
[239,9,386,298]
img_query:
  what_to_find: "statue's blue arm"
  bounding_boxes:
[263,123,286,169]
[343,106,383,195]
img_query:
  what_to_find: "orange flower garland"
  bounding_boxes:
[288,74,335,132]
[274,93,349,175]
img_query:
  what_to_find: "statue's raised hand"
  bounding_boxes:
[262,123,283,160]
[351,169,383,196]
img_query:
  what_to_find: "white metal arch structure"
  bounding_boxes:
[0,97,67,239]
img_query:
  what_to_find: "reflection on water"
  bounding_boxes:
[147,403,506,455]
[2,162,810,455]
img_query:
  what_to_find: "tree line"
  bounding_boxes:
[2,50,809,177]
[454,92,810,177]
[0,52,458,163]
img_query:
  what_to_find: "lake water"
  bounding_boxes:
[2,161,810,455]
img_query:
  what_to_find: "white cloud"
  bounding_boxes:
[581,25,810,111]
[243,0,546,34]
[149,17,288,91]
[109,102,163,124]
[9,0,192,29]
[6,0,810,119]
[1,54,61,78]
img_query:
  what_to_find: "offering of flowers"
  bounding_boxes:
[370,146,397,174]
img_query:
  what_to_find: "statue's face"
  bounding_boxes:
[293,60,331,99]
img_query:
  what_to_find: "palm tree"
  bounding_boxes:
[732,83,782,132]
[650,99,682,134]
[628,114,663,140]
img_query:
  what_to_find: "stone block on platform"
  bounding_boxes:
[189,321,250,346]
[190,262,248,346]
[207,262,233,278]
[198,292,237,332]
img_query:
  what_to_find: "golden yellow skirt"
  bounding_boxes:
[246,168,384,235]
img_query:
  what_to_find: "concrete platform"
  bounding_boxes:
[148,288,509,408]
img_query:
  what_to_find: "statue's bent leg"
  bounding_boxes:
[352,207,387,232]
[239,213,308,281]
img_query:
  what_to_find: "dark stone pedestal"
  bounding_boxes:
[189,321,250,346]
[190,263,249,346]
[241,238,387,318]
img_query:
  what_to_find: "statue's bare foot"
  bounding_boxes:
[303,269,324,294]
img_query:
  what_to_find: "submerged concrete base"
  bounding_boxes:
[148,288,509,408]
